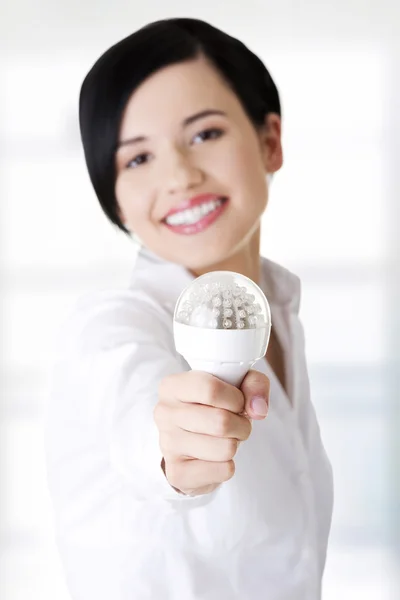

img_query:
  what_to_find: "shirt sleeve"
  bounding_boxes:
[46,290,215,505]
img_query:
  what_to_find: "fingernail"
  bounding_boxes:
[250,396,269,417]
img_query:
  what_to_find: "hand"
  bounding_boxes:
[154,370,270,496]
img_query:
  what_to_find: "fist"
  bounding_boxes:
[154,370,270,496]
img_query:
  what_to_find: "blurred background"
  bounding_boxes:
[0,1,399,598]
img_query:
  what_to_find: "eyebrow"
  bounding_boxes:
[116,109,227,150]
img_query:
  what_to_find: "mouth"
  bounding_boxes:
[162,196,229,235]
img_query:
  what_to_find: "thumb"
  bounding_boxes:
[240,370,270,420]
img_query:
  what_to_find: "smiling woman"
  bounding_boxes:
[46,17,334,600]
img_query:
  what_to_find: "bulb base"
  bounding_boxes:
[173,322,271,387]
[185,360,254,387]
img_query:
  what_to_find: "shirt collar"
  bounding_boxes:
[260,257,301,314]
[133,246,301,315]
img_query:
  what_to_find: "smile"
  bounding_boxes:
[165,198,225,225]
[162,197,228,235]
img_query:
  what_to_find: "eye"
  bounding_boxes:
[126,153,151,169]
[192,128,224,145]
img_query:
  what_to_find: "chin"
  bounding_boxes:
[145,215,261,271]
[171,238,250,273]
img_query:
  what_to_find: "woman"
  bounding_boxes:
[46,17,334,600]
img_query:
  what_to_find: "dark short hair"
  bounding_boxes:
[79,18,281,233]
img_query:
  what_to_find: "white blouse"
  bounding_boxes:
[45,247,334,600]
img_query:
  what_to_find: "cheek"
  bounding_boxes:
[226,143,267,197]
[115,173,150,224]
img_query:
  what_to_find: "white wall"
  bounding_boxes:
[1,1,399,598]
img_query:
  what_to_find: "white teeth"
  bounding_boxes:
[165,199,223,226]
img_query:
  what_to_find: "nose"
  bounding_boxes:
[163,147,204,195]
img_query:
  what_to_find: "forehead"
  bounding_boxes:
[119,58,239,136]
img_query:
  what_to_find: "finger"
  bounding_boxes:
[161,429,239,462]
[159,370,245,413]
[174,403,252,441]
[166,458,235,494]
[240,370,270,420]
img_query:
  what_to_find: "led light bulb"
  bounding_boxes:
[173,271,271,387]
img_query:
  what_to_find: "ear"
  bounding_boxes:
[258,113,283,174]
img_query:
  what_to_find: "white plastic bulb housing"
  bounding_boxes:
[173,271,272,387]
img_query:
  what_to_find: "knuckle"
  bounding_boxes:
[220,460,236,482]
[213,409,232,437]
[242,370,270,395]
[204,376,224,406]
[221,438,238,461]
[242,418,253,441]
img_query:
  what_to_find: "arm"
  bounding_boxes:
[45,290,202,504]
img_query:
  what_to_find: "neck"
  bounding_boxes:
[190,227,262,284]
